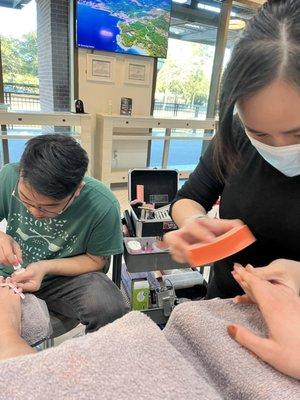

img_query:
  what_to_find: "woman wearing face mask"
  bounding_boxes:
[164,0,300,299]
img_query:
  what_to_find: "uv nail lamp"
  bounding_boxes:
[186,225,256,267]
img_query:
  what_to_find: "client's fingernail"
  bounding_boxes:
[232,296,239,304]
[227,325,237,339]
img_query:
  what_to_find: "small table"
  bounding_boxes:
[112,240,191,288]
[112,240,206,325]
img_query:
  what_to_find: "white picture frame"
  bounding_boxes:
[86,54,115,83]
[124,60,150,86]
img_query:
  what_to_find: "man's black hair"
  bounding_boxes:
[20,134,89,200]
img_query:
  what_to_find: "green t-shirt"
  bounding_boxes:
[0,163,123,284]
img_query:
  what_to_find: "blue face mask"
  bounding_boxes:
[246,134,300,177]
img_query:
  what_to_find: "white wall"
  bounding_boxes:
[77,49,155,179]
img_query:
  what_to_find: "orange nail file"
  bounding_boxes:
[186,225,256,267]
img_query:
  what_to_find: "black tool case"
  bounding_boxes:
[128,168,178,237]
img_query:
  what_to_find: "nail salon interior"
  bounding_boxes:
[0,0,299,398]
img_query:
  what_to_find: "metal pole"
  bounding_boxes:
[146,58,158,167]
[202,0,233,155]
[206,0,233,119]
[0,37,9,165]
[162,128,171,168]
[70,0,78,109]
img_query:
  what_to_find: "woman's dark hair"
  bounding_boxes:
[20,134,89,200]
[214,0,300,181]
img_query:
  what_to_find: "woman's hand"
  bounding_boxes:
[233,259,300,304]
[164,217,243,263]
[228,267,300,379]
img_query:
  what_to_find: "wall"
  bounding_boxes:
[78,49,154,116]
[77,48,155,179]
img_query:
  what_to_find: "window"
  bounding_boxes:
[0,0,72,167]
[0,0,38,112]
[0,0,38,167]
[150,0,257,171]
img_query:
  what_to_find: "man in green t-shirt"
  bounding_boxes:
[0,134,127,333]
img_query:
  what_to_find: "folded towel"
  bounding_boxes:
[0,311,221,400]
[21,294,52,346]
[164,299,300,400]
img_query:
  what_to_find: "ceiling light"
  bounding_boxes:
[229,19,246,30]
[173,0,191,4]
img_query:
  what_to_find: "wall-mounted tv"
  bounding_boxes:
[76,0,172,58]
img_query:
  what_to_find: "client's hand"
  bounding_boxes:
[233,259,300,304]
[228,267,300,379]
[0,277,21,337]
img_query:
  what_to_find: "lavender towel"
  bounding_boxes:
[0,299,299,399]
[21,294,52,346]
[0,311,221,400]
[164,299,300,399]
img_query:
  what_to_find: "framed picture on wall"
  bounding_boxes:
[124,60,150,86]
[86,54,115,83]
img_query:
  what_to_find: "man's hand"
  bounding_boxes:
[11,254,107,292]
[228,266,300,379]
[11,262,46,292]
[0,231,22,266]
[233,259,300,304]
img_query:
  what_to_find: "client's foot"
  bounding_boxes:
[0,277,35,360]
[0,277,21,337]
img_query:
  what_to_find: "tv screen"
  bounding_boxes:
[76,0,172,58]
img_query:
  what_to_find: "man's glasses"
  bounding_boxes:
[12,182,76,217]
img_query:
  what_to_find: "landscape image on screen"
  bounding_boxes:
[77,0,172,58]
